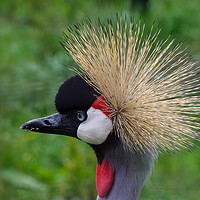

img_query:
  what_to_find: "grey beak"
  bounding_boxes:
[20,113,78,137]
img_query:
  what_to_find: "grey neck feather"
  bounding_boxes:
[96,140,155,200]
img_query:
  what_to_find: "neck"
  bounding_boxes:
[91,134,155,200]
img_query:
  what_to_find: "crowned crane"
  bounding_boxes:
[21,17,200,200]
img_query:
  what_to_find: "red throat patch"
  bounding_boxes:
[96,158,114,198]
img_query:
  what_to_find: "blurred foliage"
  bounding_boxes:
[0,0,200,199]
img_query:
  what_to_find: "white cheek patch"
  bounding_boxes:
[77,107,113,145]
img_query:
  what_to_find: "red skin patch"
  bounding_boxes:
[96,158,114,198]
[92,96,112,120]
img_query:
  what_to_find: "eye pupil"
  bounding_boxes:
[76,112,86,122]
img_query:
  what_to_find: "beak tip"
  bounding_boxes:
[20,123,25,129]
[20,120,45,132]
[20,123,29,131]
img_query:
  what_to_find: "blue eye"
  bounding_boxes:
[76,111,86,122]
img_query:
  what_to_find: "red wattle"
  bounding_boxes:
[96,158,114,198]
[92,96,112,120]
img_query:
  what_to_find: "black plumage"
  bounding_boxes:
[55,75,99,113]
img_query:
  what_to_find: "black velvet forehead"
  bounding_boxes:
[55,75,99,113]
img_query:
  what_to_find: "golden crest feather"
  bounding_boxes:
[62,17,200,154]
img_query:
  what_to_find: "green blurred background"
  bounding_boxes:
[0,0,200,199]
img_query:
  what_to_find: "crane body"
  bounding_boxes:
[21,17,200,200]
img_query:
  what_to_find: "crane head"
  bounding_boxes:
[20,75,113,145]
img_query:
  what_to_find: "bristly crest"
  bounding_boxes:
[62,16,200,155]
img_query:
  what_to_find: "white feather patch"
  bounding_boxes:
[77,107,112,144]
